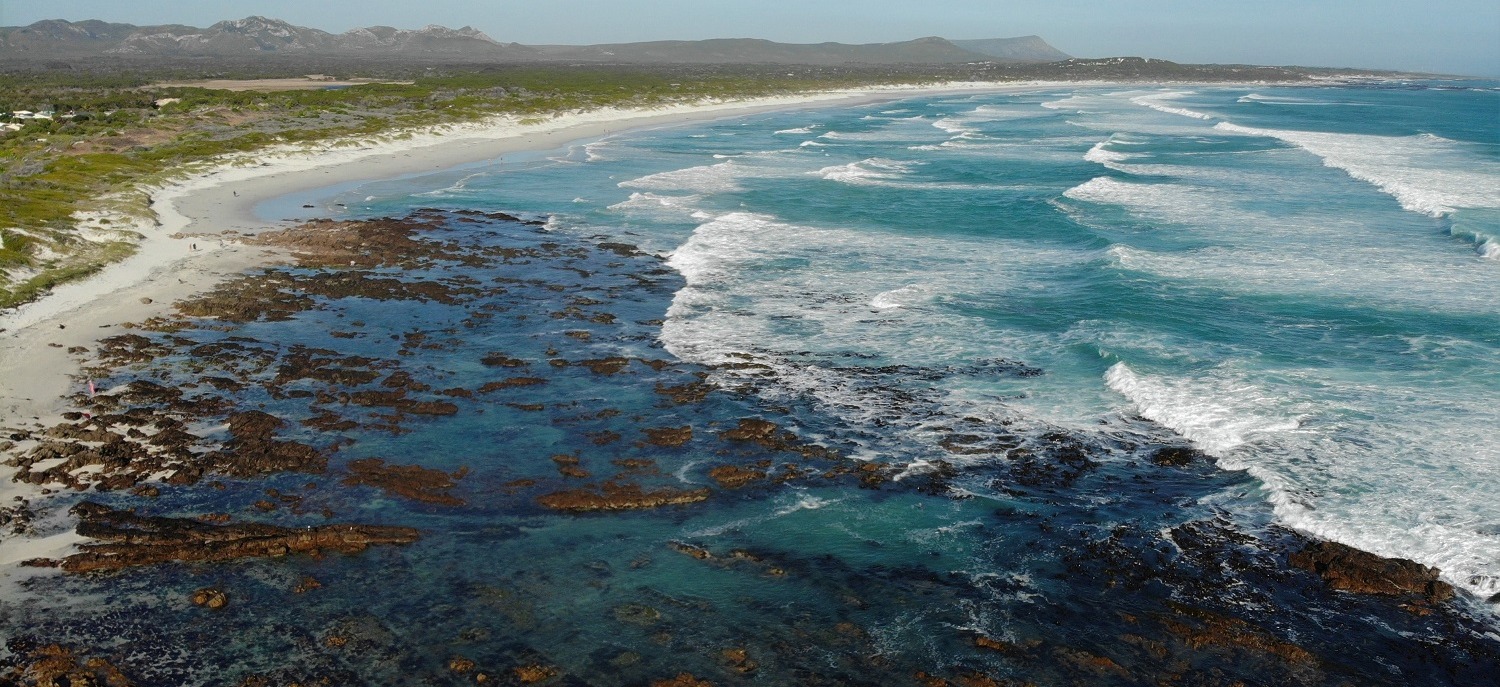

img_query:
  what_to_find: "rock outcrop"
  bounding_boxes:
[1290,540,1455,603]
[537,483,709,512]
[342,458,465,506]
[31,502,420,574]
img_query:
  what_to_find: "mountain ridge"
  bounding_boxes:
[0,17,1069,64]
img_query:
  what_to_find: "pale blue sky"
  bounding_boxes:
[2,1,1496,76]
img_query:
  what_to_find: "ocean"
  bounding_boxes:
[6,81,1499,684]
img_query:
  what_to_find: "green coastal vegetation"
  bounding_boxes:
[0,64,924,308]
[0,56,1344,310]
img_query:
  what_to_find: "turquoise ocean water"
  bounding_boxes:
[335,81,1500,597]
[8,81,1500,684]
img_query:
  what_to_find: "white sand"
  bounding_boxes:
[0,80,1058,570]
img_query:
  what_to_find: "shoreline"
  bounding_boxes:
[0,78,1494,673]
[0,81,1048,423]
[4,76,1459,603]
[0,80,1067,565]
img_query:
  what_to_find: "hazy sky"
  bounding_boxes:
[2,1,1496,76]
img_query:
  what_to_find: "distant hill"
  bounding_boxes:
[952,36,1071,63]
[0,16,1068,65]
[0,16,535,58]
[531,36,1034,65]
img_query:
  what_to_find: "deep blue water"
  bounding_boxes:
[5,81,1499,685]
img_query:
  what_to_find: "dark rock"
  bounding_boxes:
[514,664,559,683]
[480,352,528,367]
[642,426,692,447]
[56,501,420,573]
[708,465,765,489]
[191,587,229,609]
[0,643,136,687]
[1150,446,1203,467]
[1290,540,1455,603]
[478,377,547,392]
[651,673,714,687]
[656,381,714,404]
[1158,603,1317,667]
[342,458,465,506]
[577,357,631,375]
[538,483,710,512]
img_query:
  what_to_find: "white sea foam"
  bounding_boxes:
[1470,229,1500,261]
[815,157,1025,192]
[661,209,1091,461]
[815,157,916,186]
[870,284,933,310]
[1063,176,1211,226]
[1106,242,1500,316]
[618,160,745,194]
[648,88,1500,601]
[1130,92,1215,120]
[583,140,611,162]
[774,125,818,135]
[1237,93,1354,106]
[606,192,705,220]
[1105,362,1299,456]
[684,490,843,537]
[932,117,976,135]
[1215,122,1500,218]
[1082,136,1150,172]
[1040,95,1091,111]
[819,123,947,143]
[1107,358,1500,599]
[411,170,488,198]
[1083,142,1130,165]
[964,104,1048,122]
[773,492,840,517]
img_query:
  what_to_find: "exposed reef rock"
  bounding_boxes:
[251,214,517,270]
[478,377,547,393]
[651,674,714,687]
[1149,446,1204,467]
[708,417,839,462]
[707,465,766,489]
[642,426,693,447]
[29,502,420,573]
[1157,603,1317,667]
[342,458,466,506]
[0,641,135,687]
[655,380,714,405]
[4,208,1489,686]
[1290,540,1455,603]
[481,353,528,369]
[209,410,329,478]
[191,588,229,610]
[537,482,710,512]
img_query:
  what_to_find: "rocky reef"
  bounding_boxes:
[23,502,419,574]
[1291,540,1456,605]
[1,210,1494,686]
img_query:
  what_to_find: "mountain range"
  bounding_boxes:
[0,16,1070,64]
